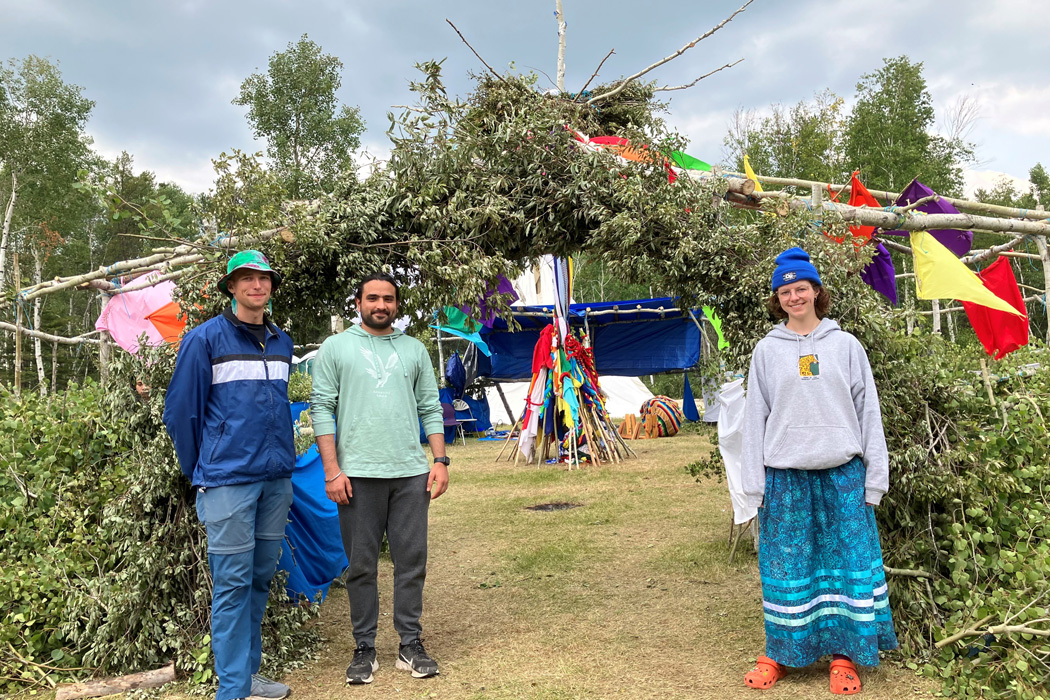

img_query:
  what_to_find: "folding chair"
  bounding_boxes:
[441,402,463,445]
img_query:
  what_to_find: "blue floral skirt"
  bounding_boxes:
[758,457,898,667]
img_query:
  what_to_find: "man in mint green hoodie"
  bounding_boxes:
[310,273,448,685]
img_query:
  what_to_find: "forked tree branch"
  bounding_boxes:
[653,58,744,92]
[446,19,508,84]
[586,0,754,105]
[576,49,615,100]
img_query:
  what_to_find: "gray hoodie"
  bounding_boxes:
[741,318,889,506]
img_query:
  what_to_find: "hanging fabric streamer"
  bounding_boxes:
[910,232,1024,316]
[670,151,712,172]
[682,374,700,422]
[960,257,1029,359]
[885,180,973,256]
[743,155,764,193]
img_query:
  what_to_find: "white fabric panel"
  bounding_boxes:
[212,360,290,385]
[717,378,756,525]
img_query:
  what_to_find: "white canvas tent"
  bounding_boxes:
[485,375,654,426]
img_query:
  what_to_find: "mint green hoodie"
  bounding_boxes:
[310,324,444,478]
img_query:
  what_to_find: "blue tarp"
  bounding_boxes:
[479,297,702,381]
[420,389,493,443]
[279,441,348,602]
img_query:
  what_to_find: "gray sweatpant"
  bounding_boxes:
[337,473,431,646]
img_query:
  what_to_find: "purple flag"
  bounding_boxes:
[861,243,897,305]
[882,179,972,256]
[461,275,519,328]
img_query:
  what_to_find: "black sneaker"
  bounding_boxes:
[345,642,378,685]
[396,639,439,678]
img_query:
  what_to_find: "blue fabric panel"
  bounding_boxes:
[290,401,309,423]
[479,298,702,380]
[279,443,348,602]
[486,329,541,381]
[590,316,700,375]
[462,394,492,433]
[445,353,466,398]
[682,374,700,422]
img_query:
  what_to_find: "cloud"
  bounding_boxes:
[963,169,1033,200]
[5,0,1048,194]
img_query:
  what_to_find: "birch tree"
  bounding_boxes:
[0,56,94,296]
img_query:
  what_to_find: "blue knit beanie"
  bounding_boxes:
[771,247,822,291]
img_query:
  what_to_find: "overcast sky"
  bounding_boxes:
[3,0,1048,196]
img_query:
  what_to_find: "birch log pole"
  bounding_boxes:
[0,323,101,345]
[722,171,1050,222]
[55,662,176,700]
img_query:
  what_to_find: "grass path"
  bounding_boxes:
[277,431,932,700]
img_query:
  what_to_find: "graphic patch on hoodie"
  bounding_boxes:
[798,353,820,379]
[361,346,400,388]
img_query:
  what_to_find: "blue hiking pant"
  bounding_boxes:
[196,479,294,700]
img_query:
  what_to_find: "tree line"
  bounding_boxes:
[2,39,1046,394]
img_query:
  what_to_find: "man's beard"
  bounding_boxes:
[362,310,394,330]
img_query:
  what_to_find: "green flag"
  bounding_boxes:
[670,151,712,172]
[702,305,729,351]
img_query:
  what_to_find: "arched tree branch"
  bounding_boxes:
[586,0,753,105]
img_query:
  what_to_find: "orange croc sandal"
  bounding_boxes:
[744,656,785,689]
[829,658,862,695]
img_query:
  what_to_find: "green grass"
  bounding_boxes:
[144,432,933,700]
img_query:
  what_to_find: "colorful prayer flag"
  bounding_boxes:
[910,232,1023,316]
[743,155,764,192]
[670,151,712,172]
[960,257,1029,359]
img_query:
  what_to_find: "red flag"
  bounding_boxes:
[847,172,880,245]
[960,256,1029,359]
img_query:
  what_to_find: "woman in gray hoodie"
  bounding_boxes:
[741,248,898,695]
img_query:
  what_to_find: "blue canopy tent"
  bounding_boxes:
[478,297,704,381]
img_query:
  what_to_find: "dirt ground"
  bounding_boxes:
[266,431,934,700]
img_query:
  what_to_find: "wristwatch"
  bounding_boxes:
[433,456,451,466]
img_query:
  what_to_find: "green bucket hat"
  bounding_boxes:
[217,250,283,298]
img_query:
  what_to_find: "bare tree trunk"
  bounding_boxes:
[555,0,566,92]
[51,340,59,393]
[0,171,17,295]
[931,298,941,334]
[32,247,47,394]
[1035,232,1050,345]
[99,329,111,384]
[13,252,22,397]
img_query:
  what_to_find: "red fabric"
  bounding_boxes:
[532,325,557,373]
[960,257,1029,359]
[586,135,676,183]
[847,172,880,245]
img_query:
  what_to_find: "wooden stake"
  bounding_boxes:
[495,415,523,461]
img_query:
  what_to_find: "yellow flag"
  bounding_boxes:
[910,232,1024,316]
[743,155,764,192]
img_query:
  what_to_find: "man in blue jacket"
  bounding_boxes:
[164,250,295,700]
